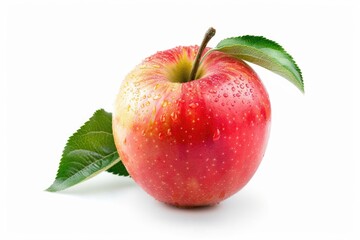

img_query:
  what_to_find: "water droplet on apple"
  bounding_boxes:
[162,100,168,107]
[160,114,166,122]
[153,95,160,100]
[170,112,178,121]
[209,89,217,94]
[213,129,221,141]
[223,93,228,98]
[240,83,245,89]
[158,132,164,140]
[231,87,236,91]
[234,79,240,84]
[214,98,219,102]
[236,93,241,97]
[167,128,172,136]
[189,102,199,108]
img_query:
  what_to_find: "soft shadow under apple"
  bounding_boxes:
[139,189,266,226]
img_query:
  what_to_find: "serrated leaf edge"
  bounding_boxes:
[53,109,110,176]
[46,109,126,192]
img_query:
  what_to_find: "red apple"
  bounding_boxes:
[113,30,271,207]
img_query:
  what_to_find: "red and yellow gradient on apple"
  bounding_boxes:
[113,44,271,207]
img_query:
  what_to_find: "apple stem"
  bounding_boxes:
[189,27,216,81]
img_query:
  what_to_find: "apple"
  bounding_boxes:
[113,28,271,207]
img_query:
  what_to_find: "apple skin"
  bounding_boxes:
[113,46,271,207]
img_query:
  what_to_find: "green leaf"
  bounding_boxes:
[107,162,130,176]
[210,35,304,92]
[46,109,129,192]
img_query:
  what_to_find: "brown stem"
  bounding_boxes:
[189,27,216,81]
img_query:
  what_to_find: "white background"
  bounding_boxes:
[1,0,359,239]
